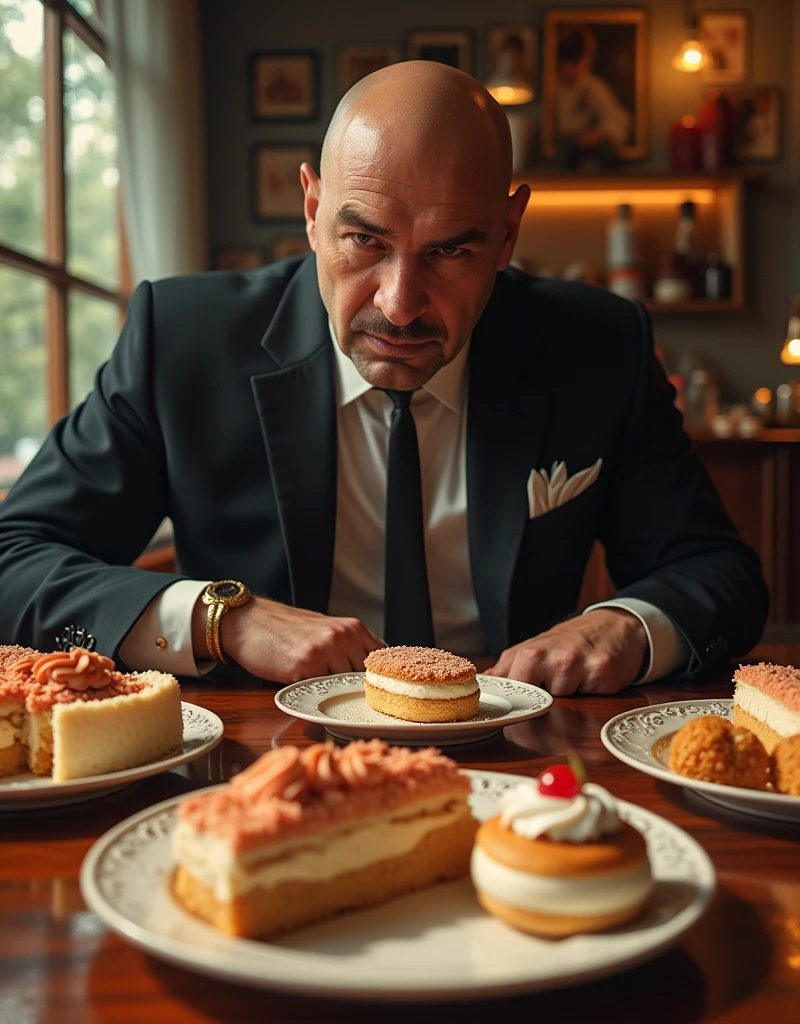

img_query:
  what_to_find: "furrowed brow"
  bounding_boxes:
[426,228,489,249]
[335,208,395,237]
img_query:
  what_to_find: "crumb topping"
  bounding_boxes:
[669,715,770,790]
[734,663,800,712]
[364,646,476,684]
[178,739,471,852]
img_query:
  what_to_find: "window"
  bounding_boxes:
[0,0,129,492]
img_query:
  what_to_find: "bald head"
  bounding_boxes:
[321,61,513,195]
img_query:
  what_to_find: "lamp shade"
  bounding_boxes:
[485,51,534,106]
[671,37,713,72]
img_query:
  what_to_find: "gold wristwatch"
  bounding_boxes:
[201,580,251,665]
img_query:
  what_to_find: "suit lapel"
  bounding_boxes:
[467,274,552,656]
[250,257,337,612]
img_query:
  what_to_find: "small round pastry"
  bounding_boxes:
[471,765,653,938]
[772,734,800,796]
[363,647,479,723]
[669,715,770,790]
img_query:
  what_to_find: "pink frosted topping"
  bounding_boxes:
[5,647,148,714]
[178,739,471,853]
[735,663,800,713]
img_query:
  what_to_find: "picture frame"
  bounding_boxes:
[249,51,318,121]
[251,144,316,221]
[699,10,750,83]
[272,234,312,262]
[212,247,266,271]
[541,7,648,162]
[486,24,539,98]
[405,29,473,74]
[337,43,401,97]
[712,86,783,163]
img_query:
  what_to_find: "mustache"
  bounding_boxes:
[350,312,445,342]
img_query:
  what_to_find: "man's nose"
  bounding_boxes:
[373,257,428,327]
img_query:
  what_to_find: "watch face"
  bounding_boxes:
[213,582,242,599]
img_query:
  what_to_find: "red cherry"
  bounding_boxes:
[538,765,581,798]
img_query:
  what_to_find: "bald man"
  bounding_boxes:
[0,63,767,694]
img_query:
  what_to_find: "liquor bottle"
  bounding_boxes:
[605,203,644,299]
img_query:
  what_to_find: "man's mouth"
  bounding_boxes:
[361,333,435,357]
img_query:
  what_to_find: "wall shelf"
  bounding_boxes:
[512,173,755,312]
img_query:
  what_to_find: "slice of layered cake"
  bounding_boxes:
[0,645,183,781]
[733,663,800,755]
[172,739,477,938]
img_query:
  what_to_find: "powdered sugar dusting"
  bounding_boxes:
[735,663,800,712]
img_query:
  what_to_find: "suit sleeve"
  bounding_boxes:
[596,300,769,677]
[0,281,188,659]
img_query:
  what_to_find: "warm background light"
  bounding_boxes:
[754,387,773,405]
[671,39,713,72]
[520,188,717,209]
[488,83,535,105]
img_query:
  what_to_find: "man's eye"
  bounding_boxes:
[354,233,374,246]
[436,245,464,257]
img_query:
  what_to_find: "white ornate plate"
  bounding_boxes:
[601,699,800,823]
[274,673,553,745]
[79,769,715,1001]
[0,703,223,810]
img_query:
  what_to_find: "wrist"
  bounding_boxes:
[198,580,252,665]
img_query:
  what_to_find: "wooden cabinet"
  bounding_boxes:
[578,431,800,625]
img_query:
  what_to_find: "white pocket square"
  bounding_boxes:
[527,458,602,519]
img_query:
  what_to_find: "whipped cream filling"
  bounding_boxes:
[0,703,24,750]
[500,782,621,843]
[173,794,469,902]
[735,682,800,737]
[471,846,653,916]
[365,671,478,700]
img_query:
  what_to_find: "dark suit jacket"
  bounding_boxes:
[0,255,768,674]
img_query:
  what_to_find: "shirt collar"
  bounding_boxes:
[329,319,470,414]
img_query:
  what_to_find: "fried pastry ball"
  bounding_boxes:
[772,734,800,796]
[669,715,770,790]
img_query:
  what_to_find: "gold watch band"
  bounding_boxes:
[205,601,229,664]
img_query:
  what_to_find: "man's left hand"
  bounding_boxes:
[484,608,648,696]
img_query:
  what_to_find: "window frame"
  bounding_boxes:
[0,0,131,497]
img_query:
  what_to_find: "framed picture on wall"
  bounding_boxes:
[252,144,315,221]
[273,234,312,261]
[711,86,783,162]
[541,7,648,163]
[213,246,266,271]
[337,43,401,96]
[249,51,318,121]
[699,10,750,83]
[405,29,473,73]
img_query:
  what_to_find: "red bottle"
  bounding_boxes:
[669,115,702,172]
[698,91,737,171]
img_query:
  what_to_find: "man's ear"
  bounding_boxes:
[496,184,531,271]
[300,163,321,251]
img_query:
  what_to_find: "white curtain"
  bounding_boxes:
[104,0,207,283]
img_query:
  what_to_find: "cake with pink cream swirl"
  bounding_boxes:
[0,645,182,781]
[471,766,653,938]
[172,739,477,939]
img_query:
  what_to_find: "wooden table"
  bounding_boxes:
[2,668,799,1023]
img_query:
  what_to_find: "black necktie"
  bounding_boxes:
[382,389,435,647]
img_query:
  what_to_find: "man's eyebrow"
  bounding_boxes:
[335,209,489,249]
[335,208,395,237]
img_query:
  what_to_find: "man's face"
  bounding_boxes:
[301,119,526,391]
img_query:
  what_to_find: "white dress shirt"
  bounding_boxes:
[120,328,687,681]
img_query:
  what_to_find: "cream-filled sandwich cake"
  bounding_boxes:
[0,645,182,781]
[471,764,653,937]
[363,646,479,722]
[732,663,800,755]
[172,739,477,938]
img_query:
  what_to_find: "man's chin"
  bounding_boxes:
[349,352,440,391]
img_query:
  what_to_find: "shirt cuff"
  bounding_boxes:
[582,598,689,683]
[118,579,214,677]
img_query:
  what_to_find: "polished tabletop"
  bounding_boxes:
[2,665,799,1024]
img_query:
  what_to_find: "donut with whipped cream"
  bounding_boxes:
[363,646,479,723]
[471,765,653,937]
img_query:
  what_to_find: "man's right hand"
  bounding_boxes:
[193,595,385,683]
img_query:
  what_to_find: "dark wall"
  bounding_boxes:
[199,0,800,401]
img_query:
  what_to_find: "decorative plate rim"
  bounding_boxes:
[274,672,553,735]
[600,698,800,813]
[0,701,224,805]
[79,768,716,1001]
